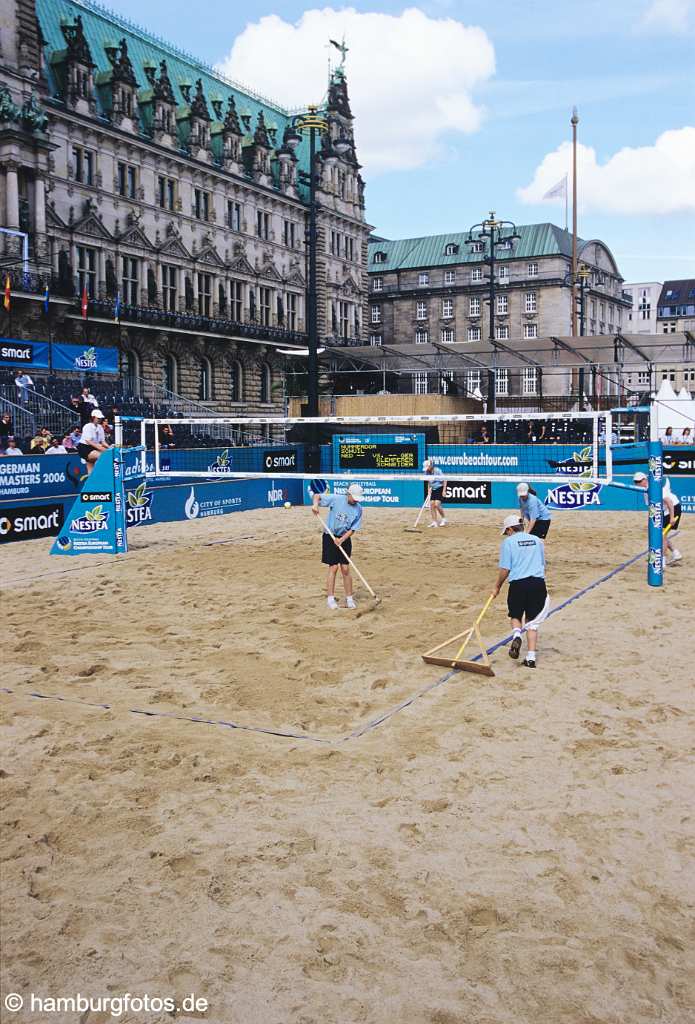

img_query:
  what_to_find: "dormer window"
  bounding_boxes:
[469,241,484,253]
[444,243,459,256]
[373,251,387,264]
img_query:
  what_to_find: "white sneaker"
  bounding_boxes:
[667,549,683,565]
[427,522,439,528]
[327,596,339,610]
[439,518,447,526]
[346,596,357,609]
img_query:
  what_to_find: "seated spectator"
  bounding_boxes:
[68,424,82,448]
[62,431,76,450]
[661,426,675,444]
[478,424,492,444]
[30,426,51,452]
[679,426,692,445]
[102,415,114,443]
[0,412,12,440]
[46,436,68,454]
[3,436,23,455]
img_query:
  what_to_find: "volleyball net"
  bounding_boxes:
[132,411,614,486]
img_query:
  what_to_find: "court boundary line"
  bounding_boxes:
[1,548,647,745]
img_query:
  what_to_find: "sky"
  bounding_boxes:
[106,0,695,283]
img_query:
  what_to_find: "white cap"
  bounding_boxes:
[516,482,529,496]
[347,483,364,500]
[91,408,104,419]
[501,514,522,535]
[633,471,647,483]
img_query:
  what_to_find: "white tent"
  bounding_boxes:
[653,380,695,438]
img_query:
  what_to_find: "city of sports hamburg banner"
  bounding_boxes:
[51,447,128,556]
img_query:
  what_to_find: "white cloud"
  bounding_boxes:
[517,127,695,215]
[216,7,495,174]
[641,0,695,31]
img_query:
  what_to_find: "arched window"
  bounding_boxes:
[200,357,212,401]
[164,353,179,394]
[230,360,243,403]
[260,362,271,404]
[125,350,141,396]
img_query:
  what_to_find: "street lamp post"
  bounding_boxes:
[577,264,591,336]
[285,108,351,425]
[563,262,592,337]
[466,211,520,414]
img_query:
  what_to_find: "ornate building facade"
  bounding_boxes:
[366,225,631,354]
[0,0,369,412]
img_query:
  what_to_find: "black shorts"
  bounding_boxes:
[665,504,682,534]
[507,577,547,623]
[322,532,352,566]
[430,487,445,502]
[77,442,95,461]
[530,519,551,539]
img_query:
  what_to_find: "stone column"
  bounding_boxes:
[99,249,108,299]
[5,162,20,228]
[179,266,187,312]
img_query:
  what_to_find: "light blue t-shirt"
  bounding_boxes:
[519,493,552,522]
[429,465,445,489]
[499,532,546,582]
[319,493,363,536]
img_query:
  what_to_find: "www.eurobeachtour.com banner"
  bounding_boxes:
[51,447,128,556]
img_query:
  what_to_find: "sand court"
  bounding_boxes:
[1,508,694,1023]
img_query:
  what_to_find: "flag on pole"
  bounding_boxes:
[3,274,10,312]
[81,283,89,319]
[43,284,50,314]
[114,292,121,323]
[543,175,569,230]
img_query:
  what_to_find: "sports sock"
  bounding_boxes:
[513,628,522,640]
[526,650,536,662]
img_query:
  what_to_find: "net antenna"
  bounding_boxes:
[139,411,614,486]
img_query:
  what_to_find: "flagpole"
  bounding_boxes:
[565,177,568,232]
[571,107,579,337]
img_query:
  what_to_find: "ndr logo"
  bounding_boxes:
[126,482,153,526]
[546,446,602,509]
[70,504,110,532]
[267,487,288,503]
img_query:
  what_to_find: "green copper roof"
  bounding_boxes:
[36,0,316,182]
[368,223,582,270]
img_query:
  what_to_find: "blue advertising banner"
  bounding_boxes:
[51,342,119,375]
[51,447,128,556]
[0,338,50,368]
[0,454,84,501]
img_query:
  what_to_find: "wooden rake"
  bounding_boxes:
[404,491,431,532]
[421,594,495,676]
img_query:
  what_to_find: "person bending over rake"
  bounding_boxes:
[312,483,364,611]
[492,513,550,668]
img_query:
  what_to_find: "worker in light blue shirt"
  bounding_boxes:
[492,513,550,668]
[312,483,364,611]
[517,482,552,539]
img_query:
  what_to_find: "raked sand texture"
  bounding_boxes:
[1,508,693,1024]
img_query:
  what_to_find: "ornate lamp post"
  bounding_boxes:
[466,211,520,414]
[563,262,592,336]
[285,108,350,423]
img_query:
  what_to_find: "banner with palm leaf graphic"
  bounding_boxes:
[51,447,128,555]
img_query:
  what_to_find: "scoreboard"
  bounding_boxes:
[333,434,425,473]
